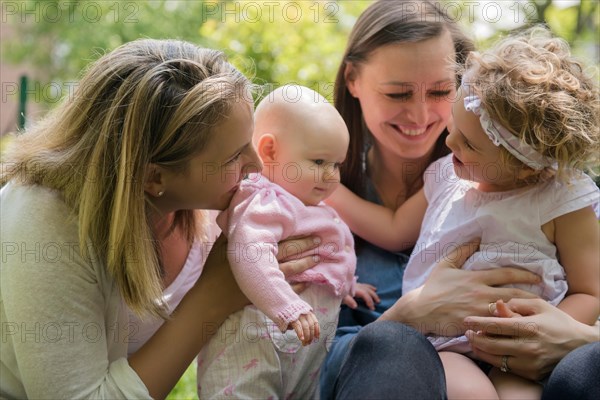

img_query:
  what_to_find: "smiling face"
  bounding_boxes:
[156,100,262,211]
[346,30,456,162]
[446,87,525,192]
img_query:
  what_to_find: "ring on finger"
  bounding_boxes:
[488,302,496,316]
[500,355,511,373]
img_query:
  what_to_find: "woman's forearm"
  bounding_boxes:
[129,236,246,400]
[545,317,600,365]
[129,276,244,399]
[576,320,600,347]
[379,287,436,333]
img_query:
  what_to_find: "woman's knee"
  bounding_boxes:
[353,321,434,355]
[543,342,600,400]
[335,321,446,399]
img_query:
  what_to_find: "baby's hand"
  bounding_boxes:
[343,283,380,310]
[290,312,320,346]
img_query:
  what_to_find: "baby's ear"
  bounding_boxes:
[257,134,277,162]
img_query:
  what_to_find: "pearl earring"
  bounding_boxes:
[157,191,164,197]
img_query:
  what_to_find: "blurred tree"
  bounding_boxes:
[2,0,369,103]
[3,1,218,81]
[196,0,368,101]
[2,0,597,105]
[459,0,599,63]
[516,0,598,54]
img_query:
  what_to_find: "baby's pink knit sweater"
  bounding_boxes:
[217,173,356,332]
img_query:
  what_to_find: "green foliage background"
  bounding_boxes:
[3,1,372,104]
[4,0,596,106]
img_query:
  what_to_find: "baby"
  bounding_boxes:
[197,85,359,399]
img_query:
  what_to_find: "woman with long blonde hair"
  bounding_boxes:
[0,39,318,399]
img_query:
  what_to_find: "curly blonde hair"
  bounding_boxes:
[463,26,599,180]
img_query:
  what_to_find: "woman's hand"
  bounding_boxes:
[464,298,599,380]
[379,240,541,335]
[276,235,322,292]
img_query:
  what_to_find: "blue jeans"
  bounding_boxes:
[338,243,408,327]
[320,241,446,399]
[323,321,447,399]
[542,342,600,400]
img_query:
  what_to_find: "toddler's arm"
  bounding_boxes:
[326,184,428,251]
[553,206,600,324]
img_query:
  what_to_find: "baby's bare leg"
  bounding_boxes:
[439,351,498,400]
[489,367,542,400]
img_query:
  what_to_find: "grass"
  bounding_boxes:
[166,362,198,400]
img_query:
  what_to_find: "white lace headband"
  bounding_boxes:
[461,83,553,171]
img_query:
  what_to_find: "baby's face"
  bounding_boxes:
[270,122,348,206]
